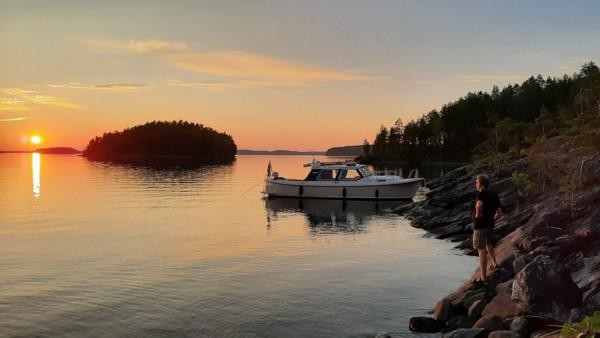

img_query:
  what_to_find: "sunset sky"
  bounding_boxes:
[2,1,600,151]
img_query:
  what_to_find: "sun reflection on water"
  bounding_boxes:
[32,152,40,198]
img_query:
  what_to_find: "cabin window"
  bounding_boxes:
[317,169,335,180]
[305,169,321,181]
[359,167,373,177]
[337,169,362,180]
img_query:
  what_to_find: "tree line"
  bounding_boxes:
[84,120,237,163]
[361,62,600,164]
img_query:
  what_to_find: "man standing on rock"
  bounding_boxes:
[473,174,502,285]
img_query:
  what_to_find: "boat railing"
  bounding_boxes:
[406,169,420,178]
[303,160,357,167]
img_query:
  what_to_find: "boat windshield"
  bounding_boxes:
[305,169,320,181]
[358,167,373,177]
[317,169,335,180]
[305,169,337,181]
[337,169,362,180]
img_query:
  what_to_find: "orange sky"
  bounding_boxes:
[1,2,598,151]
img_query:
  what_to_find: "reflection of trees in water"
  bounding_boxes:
[305,210,367,234]
[266,198,410,234]
[87,160,235,189]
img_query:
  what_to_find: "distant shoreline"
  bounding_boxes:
[237,149,325,156]
[2,148,355,157]
[0,147,82,154]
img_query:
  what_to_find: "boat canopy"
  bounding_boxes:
[303,160,369,171]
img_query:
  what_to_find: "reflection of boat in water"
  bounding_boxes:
[265,197,411,233]
[265,160,423,200]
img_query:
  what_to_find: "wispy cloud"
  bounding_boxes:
[165,51,371,83]
[94,83,147,89]
[167,79,308,91]
[0,97,29,111]
[83,38,188,54]
[168,79,257,91]
[48,82,148,90]
[0,116,28,122]
[0,88,81,110]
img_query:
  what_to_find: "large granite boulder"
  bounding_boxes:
[473,315,507,332]
[509,317,529,337]
[446,315,474,330]
[512,255,531,274]
[408,316,443,333]
[481,288,521,319]
[449,287,491,310]
[518,236,550,253]
[511,255,582,321]
[434,298,457,322]
[468,299,486,321]
[485,267,514,289]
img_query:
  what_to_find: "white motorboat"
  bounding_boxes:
[265,160,423,200]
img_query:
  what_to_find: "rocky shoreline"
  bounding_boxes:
[385,139,600,338]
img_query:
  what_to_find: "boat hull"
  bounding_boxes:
[265,178,423,200]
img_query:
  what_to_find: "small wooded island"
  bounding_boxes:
[37,147,81,154]
[83,121,237,164]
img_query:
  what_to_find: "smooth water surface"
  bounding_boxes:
[0,154,474,337]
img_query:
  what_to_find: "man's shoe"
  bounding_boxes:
[473,279,489,287]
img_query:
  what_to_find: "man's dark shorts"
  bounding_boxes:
[473,227,493,250]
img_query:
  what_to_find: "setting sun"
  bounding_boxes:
[30,135,42,145]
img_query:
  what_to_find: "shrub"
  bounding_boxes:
[511,172,534,197]
[561,311,600,338]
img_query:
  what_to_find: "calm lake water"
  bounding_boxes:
[0,154,473,338]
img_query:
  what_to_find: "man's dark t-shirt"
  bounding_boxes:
[474,190,500,230]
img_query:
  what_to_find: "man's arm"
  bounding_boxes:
[494,207,503,221]
[475,200,483,219]
[494,194,502,221]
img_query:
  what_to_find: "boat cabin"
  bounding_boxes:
[303,162,373,181]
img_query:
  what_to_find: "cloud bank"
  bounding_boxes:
[84,38,375,87]
[165,51,371,83]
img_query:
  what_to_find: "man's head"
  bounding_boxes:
[476,174,490,191]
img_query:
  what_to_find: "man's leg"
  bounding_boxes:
[486,243,498,270]
[478,248,488,281]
